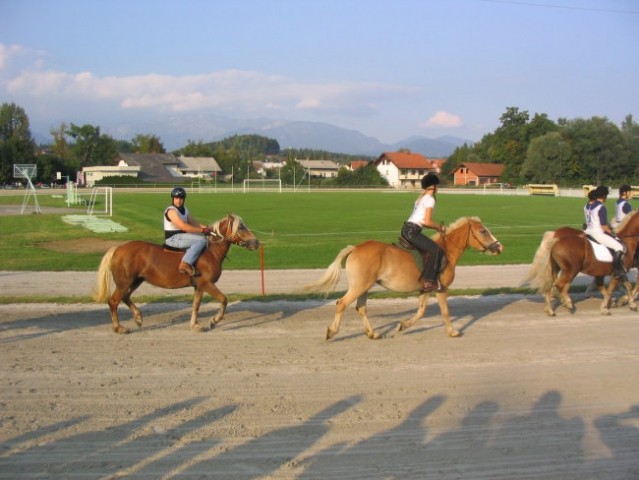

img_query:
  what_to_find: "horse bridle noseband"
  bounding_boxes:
[443,221,501,253]
[208,218,252,247]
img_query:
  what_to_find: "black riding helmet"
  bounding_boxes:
[171,187,186,199]
[421,172,440,189]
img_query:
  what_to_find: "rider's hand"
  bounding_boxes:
[201,227,212,235]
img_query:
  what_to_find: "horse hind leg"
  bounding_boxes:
[108,287,129,334]
[122,278,144,328]
[354,292,381,340]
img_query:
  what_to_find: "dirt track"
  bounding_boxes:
[1,267,638,478]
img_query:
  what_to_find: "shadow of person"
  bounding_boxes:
[415,400,499,477]
[298,394,446,479]
[590,404,639,479]
[179,395,362,479]
[491,390,585,477]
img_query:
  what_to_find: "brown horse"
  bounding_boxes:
[302,217,504,340]
[525,211,639,316]
[93,213,259,334]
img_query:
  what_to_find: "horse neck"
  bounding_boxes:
[436,222,469,265]
[208,238,232,259]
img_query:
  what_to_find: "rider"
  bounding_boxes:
[401,172,446,292]
[584,185,626,280]
[164,187,211,277]
[612,184,633,229]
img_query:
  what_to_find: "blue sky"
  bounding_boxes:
[2,0,638,147]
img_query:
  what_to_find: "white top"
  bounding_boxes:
[407,194,435,227]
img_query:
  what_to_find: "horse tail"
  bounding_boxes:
[300,245,355,297]
[523,231,557,293]
[92,246,117,303]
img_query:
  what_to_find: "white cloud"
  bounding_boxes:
[423,111,463,129]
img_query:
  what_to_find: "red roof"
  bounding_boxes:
[376,151,433,169]
[456,162,504,177]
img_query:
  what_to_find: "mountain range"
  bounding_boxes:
[34,114,474,157]
[129,114,473,157]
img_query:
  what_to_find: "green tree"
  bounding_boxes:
[0,102,36,183]
[280,157,306,186]
[131,134,165,153]
[621,114,639,177]
[66,123,118,169]
[562,117,628,185]
[521,132,571,184]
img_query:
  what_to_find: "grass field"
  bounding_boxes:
[0,190,593,271]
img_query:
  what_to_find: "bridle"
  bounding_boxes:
[207,216,254,248]
[442,220,501,254]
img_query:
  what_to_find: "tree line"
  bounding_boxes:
[443,107,639,187]
[1,101,637,187]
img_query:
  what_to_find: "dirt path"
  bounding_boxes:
[1,289,638,478]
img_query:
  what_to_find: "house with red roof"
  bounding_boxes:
[452,162,505,186]
[374,151,441,188]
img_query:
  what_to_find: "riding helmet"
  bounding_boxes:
[171,187,187,199]
[421,172,440,189]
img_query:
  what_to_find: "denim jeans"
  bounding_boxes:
[165,233,208,266]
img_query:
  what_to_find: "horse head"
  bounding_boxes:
[210,214,260,250]
[462,217,503,255]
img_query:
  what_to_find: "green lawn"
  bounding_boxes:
[0,190,590,271]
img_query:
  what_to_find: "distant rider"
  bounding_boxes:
[164,187,211,276]
[612,184,633,229]
[584,185,626,280]
[401,172,446,292]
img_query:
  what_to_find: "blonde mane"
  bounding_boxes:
[209,213,243,239]
[433,216,481,240]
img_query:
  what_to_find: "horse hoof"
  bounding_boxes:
[396,322,406,333]
[191,324,207,333]
[326,327,336,341]
[367,331,381,340]
[447,328,461,338]
[115,327,130,335]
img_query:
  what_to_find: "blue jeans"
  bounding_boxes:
[165,233,208,266]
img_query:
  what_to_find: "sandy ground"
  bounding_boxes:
[1,266,638,479]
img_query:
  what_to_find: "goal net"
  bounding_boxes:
[242,179,282,193]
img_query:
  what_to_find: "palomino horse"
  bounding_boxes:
[93,213,259,334]
[525,211,639,316]
[302,217,503,340]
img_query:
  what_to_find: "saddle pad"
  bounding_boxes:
[588,239,613,262]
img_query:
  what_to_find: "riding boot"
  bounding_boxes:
[612,251,627,281]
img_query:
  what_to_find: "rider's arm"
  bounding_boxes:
[421,207,445,232]
[167,209,205,233]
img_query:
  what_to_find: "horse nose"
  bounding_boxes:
[248,238,260,250]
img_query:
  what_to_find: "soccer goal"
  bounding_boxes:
[87,186,113,217]
[242,178,282,193]
[13,164,42,214]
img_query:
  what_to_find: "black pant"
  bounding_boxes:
[401,222,443,282]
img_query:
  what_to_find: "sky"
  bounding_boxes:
[1,0,638,148]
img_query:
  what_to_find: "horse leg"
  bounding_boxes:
[121,278,144,328]
[107,287,129,334]
[396,293,429,333]
[354,292,380,340]
[201,283,228,330]
[544,289,557,316]
[620,278,637,311]
[436,291,460,337]
[554,272,575,313]
[189,288,207,332]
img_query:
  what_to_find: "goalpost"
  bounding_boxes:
[242,178,282,193]
[13,164,42,214]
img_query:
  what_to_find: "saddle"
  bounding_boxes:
[163,244,187,253]
[583,234,614,262]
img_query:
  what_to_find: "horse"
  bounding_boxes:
[302,216,504,340]
[93,213,260,334]
[525,211,639,316]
